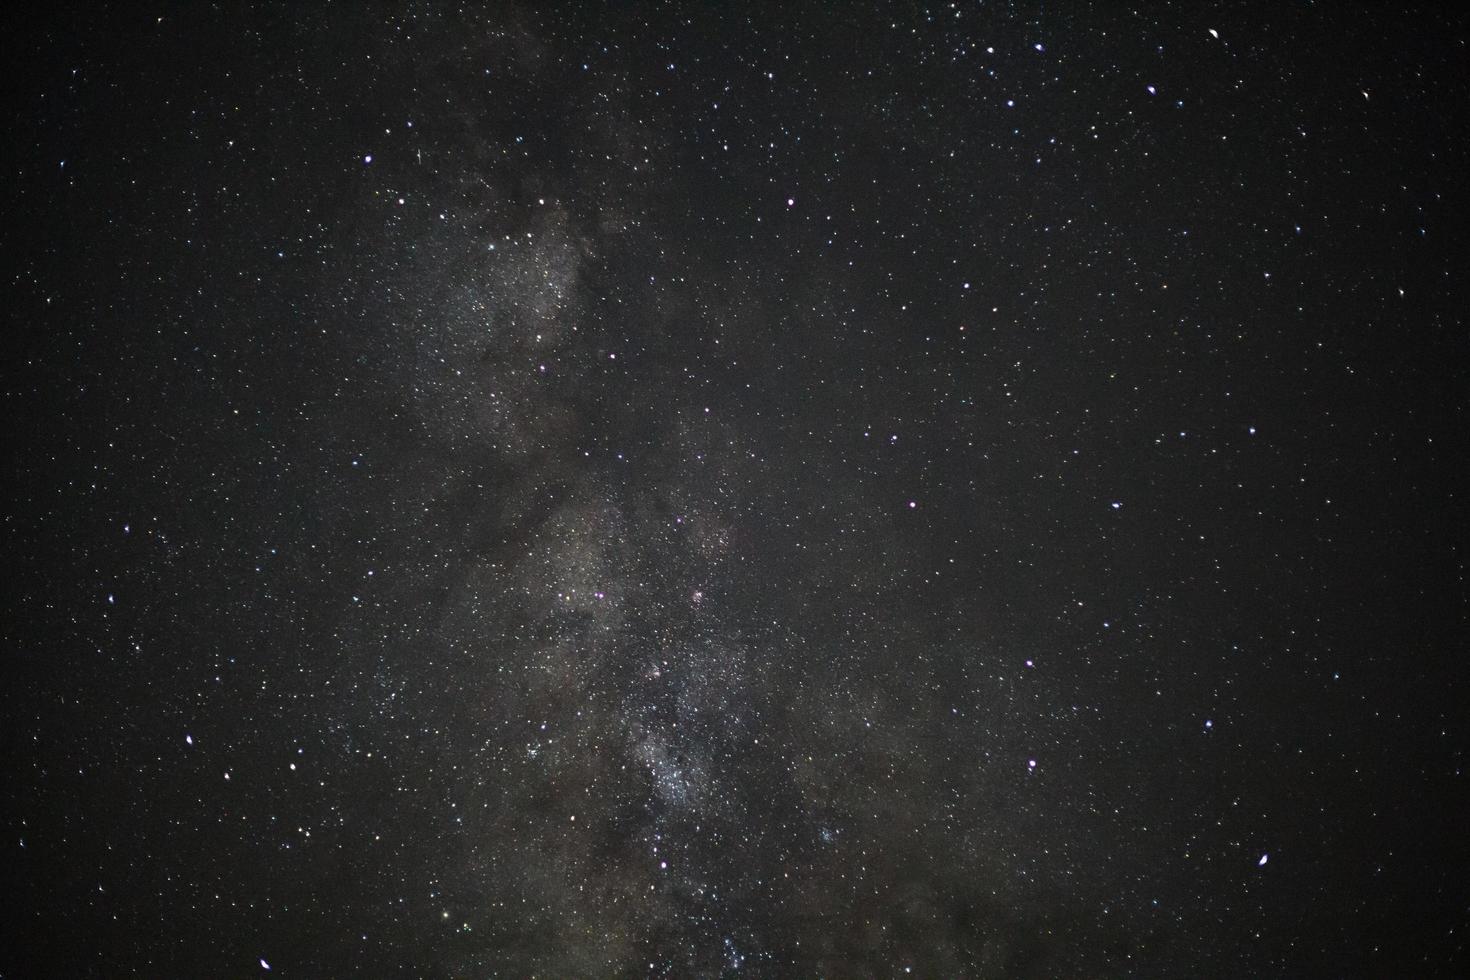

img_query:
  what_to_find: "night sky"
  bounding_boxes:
[6,3,1468,976]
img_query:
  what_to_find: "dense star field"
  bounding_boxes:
[5,4,1467,976]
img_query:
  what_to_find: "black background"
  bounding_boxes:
[5,3,1467,976]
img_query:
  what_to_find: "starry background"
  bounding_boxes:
[5,3,1468,977]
